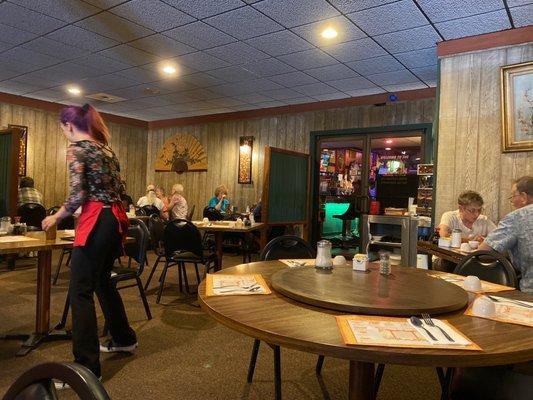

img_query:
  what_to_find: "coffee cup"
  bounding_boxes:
[202,217,209,224]
[468,240,479,250]
[472,296,496,317]
[333,255,346,266]
[463,275,482,291]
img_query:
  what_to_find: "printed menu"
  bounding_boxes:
[430,272,514,293]
[465,295,533,327]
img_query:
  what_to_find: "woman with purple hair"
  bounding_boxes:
[42,103,137,382]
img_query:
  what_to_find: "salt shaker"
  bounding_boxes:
[315,240,333,270]
[379,253,391,275]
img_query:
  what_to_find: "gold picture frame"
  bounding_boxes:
[500,61,533,152]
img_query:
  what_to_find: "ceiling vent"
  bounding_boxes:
[85,93,126,103]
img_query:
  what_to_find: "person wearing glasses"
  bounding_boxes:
[438,190,496,242]
[480,176,533,293]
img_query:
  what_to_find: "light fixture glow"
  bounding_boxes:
[385,139,393,144]
[162,65,177,75]
[321,27,338,39]
[401,151,406,155]
[66,86,81,95]
[415,157,421,161]
[385,147,391,151]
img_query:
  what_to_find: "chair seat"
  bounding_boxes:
[111,267,137,280]
[170,250,217,264]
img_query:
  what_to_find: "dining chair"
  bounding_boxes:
[49,206,76,285]
[247,235,315,400]
[143,214,166,291]
[17,203,46,231]
[453,250,518,288]
[141,205,160,217]
[156,219,217,303]
[185,204,195,221]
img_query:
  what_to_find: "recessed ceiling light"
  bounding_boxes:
[385,147,391,151]
[66,86,81,96]
[321,28,338,39]
[162,65,176,75]
[385,139,393,144]
[401,151,406,155]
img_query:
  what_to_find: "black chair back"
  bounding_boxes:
[47,206,75,230]
[163,219,203,259]
[148,214,166,254]
[124,218,149,275]
[17,203,46,230]
[453,250,518,288]
[260,235,316,261]
[141,205,159,217]
[186,204,195,221]
[203,206,223,221]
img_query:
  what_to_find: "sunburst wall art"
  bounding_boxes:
[155,134,208,174]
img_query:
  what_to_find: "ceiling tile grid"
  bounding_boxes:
[0,0,525,120]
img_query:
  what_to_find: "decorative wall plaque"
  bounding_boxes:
[155,134,208,173]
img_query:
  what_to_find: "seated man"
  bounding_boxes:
[18,176,43,207]
[438,190,496,241]
[480,176,533,293]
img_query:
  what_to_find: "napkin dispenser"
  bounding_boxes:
[353,254,369,271]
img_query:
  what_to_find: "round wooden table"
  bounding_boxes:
[198,261,533,400]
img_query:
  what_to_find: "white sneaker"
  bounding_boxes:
[99,339,138,353]
[54,376,101,390]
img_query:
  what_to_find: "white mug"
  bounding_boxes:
[464,275,482,291]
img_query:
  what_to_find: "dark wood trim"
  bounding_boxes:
[437,26,533,57]
[149,88,436,129]
[0,127,21,217]
[261,146,272,227]
[0,92,148,128]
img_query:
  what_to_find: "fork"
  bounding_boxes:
[216,284,261,293]
[421,313,455,342]
[486,295,533,309]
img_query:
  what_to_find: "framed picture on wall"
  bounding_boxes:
[8,124,28,176]
[500,61,533,153]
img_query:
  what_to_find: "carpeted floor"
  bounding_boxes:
[0,252,442,399]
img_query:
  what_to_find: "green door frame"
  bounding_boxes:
[309,123,434,245]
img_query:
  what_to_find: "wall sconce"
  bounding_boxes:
[238,136,254,184]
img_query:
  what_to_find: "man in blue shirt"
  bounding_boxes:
[480,176,533,293]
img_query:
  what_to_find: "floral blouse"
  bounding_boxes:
[64,140,124,214]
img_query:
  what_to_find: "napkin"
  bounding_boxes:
[408,318,472,346]
[212,276,266,295]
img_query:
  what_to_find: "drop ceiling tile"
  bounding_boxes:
[204,97,246,107]
[304,64,360,81]
[141,61,197,77]
[0,59,40,75]
[346,0,427,36]
[510,5,533,27]
[250,100,286,108]
[47,26,119,52]
[291,16,366,47]
[232,93,274,103]
[206,66,259,82]
[411,65,438,85]
[204,6,283,40]
[22,37,87,60]
[82,0,125,8]
[347,55,404,75]
[345,87,386,97]
[328,0,399,14]
[206,42,270,64]
[0,2,65,35]
[98,45,161,67]
[115,66,162,83]
[253,0,339,28]
[240,58,295,77]
[0,40,12,52]
[23,88,69,102]
[164,0,245,18]
[210,79,283,96]
[326,76,377,91]
[323,38,387,62]
[129,35,196,58]
[164,21,237,50]
[283,96,315,104]
[436,10,511,40]
[0,67,20,80]
[269,71,318,87]
[293,82,339,96]
[260,87,308,100]
[173,51,230,71]
[394,47,437,68]
[13,71,66,87]
[2,47,59,68]
[74,54,131,74]
[245,30,313,57]
[277,49,337,70]
[81,73,139,92]
[177,88,220,100]
[118,92,177,106]
[76,11,154,42]
[417,0,503,23]
[367,69,419,86]
[507,0,533,6]
[111,0,196,32]
[0,80,42,94]
[10,0,100,23]
[0,23,36,45]
[313,92,350,101]
[374,25,441,53]
[382,81,427,92]
[179,72,227,87]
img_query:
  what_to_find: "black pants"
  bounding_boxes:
[69,208,136,377]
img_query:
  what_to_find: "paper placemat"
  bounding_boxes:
[336,315,480,350]
[206,274,271,296]
[465,295,533,327]
[279,259,315,267]
[430,272,514,293]
[0,236,40,243]
[61,229,75,236]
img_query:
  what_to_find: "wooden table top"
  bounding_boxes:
[270,265,468,316]
[199,261,533,367]
[193,221,264,233]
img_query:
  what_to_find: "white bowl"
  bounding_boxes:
[472,297,496,317]
[464,275,482,291]
[468,240,479,250]
[333,255,346,266]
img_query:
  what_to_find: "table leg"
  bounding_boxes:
[259,226,267,251]
[215,232,223,271]
[348,360,374,400]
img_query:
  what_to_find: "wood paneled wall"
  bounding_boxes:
[0,103,148,209]
[436,43,533,223]
[146,98,435,220]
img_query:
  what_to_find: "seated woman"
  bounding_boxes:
[168,184,188,220]
[155,186,170,219]
[438,190,496,241]
[208,185,230,213]
[137,184,164,211]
